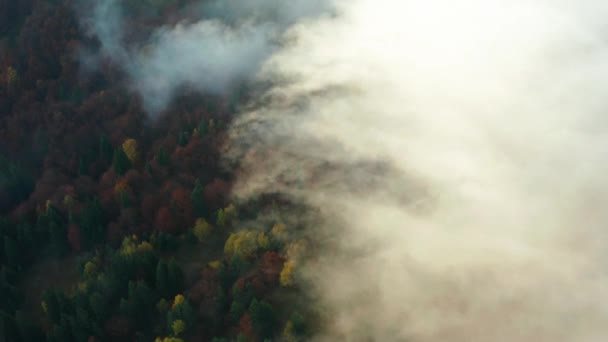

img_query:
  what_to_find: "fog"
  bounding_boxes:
[80,0,333,114]
[225,0,608,340]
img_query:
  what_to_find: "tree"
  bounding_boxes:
[167,259,184,296]
[171,319,185,336]
[79,198,105,249]
[216,204,236,227]
[3,236,18,269]
[191,179,205,217]
[156,260,169,297]
[157,147,169,167]
[112,147,131,176]
[99,135,113,161]
[280,260,296,287]
[284,311,306,341]
[177,132,188,147]
[249,299,277,340]
[167,294,195,334]
[192,218,211,242]
[122,138,139,164]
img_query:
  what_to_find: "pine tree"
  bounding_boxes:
[156,260,169,297]
[167,259,184,295]
[113,148,131,175]
[177,132,188,147]
[99,135,113,161]
[249,299,277,340]
[3,236,18,269]
[191,179,205,217]
[157,147,169,167]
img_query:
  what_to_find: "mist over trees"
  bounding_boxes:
[4,0,608,341]
[0,0,317,340]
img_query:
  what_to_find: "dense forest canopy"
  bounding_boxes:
[0,0,321,341]
[4,0,608,341]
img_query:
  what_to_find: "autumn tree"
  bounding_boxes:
[217,204,236,228]
[167,294,195,336]
[192,218,211,242]
[122,138,139,164]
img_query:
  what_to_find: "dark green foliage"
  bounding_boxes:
[167,259,184,296]
[249,299,277,340]
[177,131,188,147]
[217,256,247,290]
[113,147,131,175]
[14,310,44,342]
[119,189,131,208]
[120,280,155,328]
[157,147,170,167]
[191,178,205,217]
[290,311,307,336]
[167,296,196,332]
[3,237,18,270]
[155,260,169,297]
[0,155,34,213]
[153,232,179,252]
[79,198,105,249]
[230,283,253,322]
[78,156,87,176]
[198,120,208,136]
[39,205,69,257]
[0,267,23,314]
[99,135,114,161]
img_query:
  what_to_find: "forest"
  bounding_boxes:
[0,0,315,341]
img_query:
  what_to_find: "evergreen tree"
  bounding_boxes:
[156,260,169,297]
[191,179,205,217]
[157,147,169,167]
[3,236,18,270]
[113,147,131,175]
[177,132,188,147]
[167,259,184,295]
[99,134,113,161]
[249,299,277,340]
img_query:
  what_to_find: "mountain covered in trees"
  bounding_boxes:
[0,1,316,341]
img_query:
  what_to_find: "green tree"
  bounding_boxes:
[172,319,185,336]
[156,260,169,297]
[3,236,18,269]
[167,259,184,296]
[177,132,188,147]
[191,179,205,217]
[216,204,236,228]
[99,134,113,161]
[249,299,277,340]
[157,147,170,167]
[112,147,131,175]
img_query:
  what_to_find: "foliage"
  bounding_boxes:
[216,204,236,227]
[192,218,212,242]
[122,138,139,163]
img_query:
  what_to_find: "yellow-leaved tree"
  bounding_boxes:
[172,319,185,336]
[280,260,296,287]
[192,218,212,242]
[122,138,139,163]
[224,230,267,257]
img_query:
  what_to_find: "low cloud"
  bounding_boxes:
[226,0,608,340]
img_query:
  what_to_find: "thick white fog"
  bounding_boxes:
[227,1,608,341]
[84,0,608,340]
